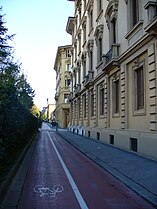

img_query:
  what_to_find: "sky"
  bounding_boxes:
[1,0,74,110]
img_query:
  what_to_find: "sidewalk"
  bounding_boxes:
[57,129,157,207]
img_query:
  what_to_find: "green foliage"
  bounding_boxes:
[0,7,39,176]
[41,112,47,121]
[31,104,40,118]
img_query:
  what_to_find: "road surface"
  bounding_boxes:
[16,123,155,209]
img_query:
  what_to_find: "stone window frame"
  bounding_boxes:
[82,51,87,79]
[87,0,94,35]
[97,0,103,17]
[83,0,87,11]
[77,60,81,85]
[124,0,143,41]
[99,87,105,116]
[132,59,146,116]
[74,40,77,63]
[74,100,77,121]
[90,89,94,118]
[77,97,81,120]
[126,0,140,30]
[112,72,120,117]
[82,93,87,118]
[94,24,104,66]
[105,0,118,47]
[98,82,105,118]
[82,16,87,47]
[87,39,94,74]
[78,31,82,55]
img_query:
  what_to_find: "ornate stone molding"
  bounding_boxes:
[87,39,94,53]
[94,24,104,39]
[105,0,119,28]
[77,59,82,66]
[87,0,94,13]
[81,51,87,59]
[82,16,87,26]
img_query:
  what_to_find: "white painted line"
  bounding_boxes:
[47,132,89,209]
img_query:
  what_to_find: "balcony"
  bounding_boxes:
[68,93,73,102]
[63,86,70,91]
[55,92,59,100]
[82,71,94,88]
[64,71,72,78]
[144,1,157,35]
[74,84,81,96]
[102,43,120,73]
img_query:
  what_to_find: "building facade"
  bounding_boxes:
[54,45,71,128]
[66,0,157,160]
[47,104,56,122]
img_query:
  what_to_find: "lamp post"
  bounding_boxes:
[47,98,49,121]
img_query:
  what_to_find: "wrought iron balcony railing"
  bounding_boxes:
[82,71,94,87]
[74,84,81,95]
[102,43,120,73]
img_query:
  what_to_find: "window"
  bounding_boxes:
[110,135,114,145]
[97,0,102,14]
[78,33,81,53]
[131,0,139,27]
[78,98,81,119]
[75,16,78,31]
[113,79,120,114]
[66,79,71,86]
[97,132,100,140]
[67,64,71,71]
[91,93,94,117]
[65,79,70,87]
[82,54,86,79]
[111,18,116,44]
[74,70,77,87]
[74,42,77,61]
[79,9,81,25]
[84,0,86,11]
[94,25,103,65]
[87,40,94,73]
[83,94,86,118]
[78,66,81,85]
[134,66,144,110]
[64,94,69,103]
[105,2,118,46]
[89,50,93,72]
[89,10,93,31]
[83,23,86,44]
[130,138,137,152]
[100,88,104,116]
[66,49,71,57]
[98,37,102,63]
[74,100,77,120]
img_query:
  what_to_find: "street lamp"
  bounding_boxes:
[47,98,49,121]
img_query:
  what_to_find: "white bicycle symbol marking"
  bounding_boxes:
[34,185,64,198]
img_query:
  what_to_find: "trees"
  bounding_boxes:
[31,104,40,118]
[0,7,39,177]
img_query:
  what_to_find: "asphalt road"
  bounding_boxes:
[1,123,155,209]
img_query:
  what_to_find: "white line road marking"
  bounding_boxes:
[47,132,89,209]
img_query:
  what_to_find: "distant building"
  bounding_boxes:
[54,45,72,128]
[47,104,56,122]
[66,0,157,160]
